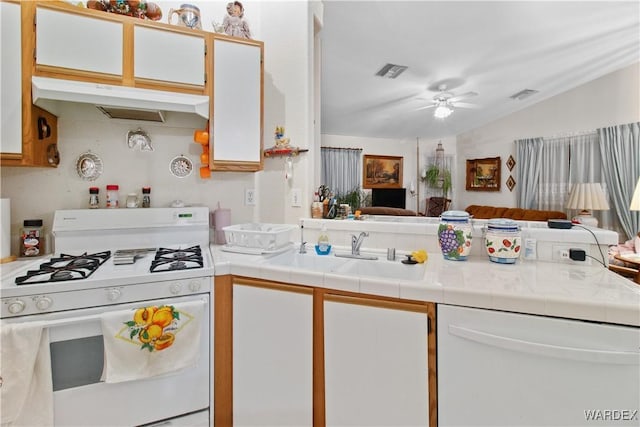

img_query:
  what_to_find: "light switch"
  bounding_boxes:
[291,188,302,207]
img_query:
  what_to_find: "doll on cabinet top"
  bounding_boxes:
[223,1,251,39]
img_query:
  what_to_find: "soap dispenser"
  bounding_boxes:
[315,225,331,255]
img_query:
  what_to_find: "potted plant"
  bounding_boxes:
[422,164,452,198]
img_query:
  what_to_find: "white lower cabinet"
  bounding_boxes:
[324,296,430,426]
[232,283,313,426]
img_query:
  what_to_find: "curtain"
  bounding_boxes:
[537,137,570,212]
[598,122,640,240]
[515,137,543,209]
[321,147,362,196]
[568,132,612,230]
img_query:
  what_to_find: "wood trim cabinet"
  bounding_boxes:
[214,276,437,427]
[209,35,264,172]
[1,0,59,168]
[32,1,208,94]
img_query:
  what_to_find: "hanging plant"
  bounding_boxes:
[422,164,452,198]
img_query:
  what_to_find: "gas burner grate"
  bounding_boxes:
[15,251,111,285]
[150,245,203,273]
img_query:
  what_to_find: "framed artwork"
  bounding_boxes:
[466,156,501,191]
[363,155,403,189]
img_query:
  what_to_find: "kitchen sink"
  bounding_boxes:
[267,250,350,271]
[265,249,427,281]
[332,258,427,281]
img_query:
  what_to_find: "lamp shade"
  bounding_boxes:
[566,183,610,211]
[630,177,640,211]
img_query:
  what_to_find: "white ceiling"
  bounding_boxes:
[320,1,640,140]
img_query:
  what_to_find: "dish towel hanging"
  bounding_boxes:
[0,321,54,427]
[100,299,205,383]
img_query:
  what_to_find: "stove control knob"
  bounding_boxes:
[170,282,183,294]
[7,299,25,314]
[188,280,201,292]
[107,288,122,301]
[35,296,53,311]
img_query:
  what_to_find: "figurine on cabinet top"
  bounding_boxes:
[86,0,163,20]
[223,1,252,39]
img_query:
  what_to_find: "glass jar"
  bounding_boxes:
[89,187,100,209]
[106,185,119,208]
[21,219,44,257]
[142,187,151,208]
[438,210,473,261]
[484,218,521,264]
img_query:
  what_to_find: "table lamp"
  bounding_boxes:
[566,183,610,227]
[630,176,640,211]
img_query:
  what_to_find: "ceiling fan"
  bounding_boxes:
[416,84,479,118]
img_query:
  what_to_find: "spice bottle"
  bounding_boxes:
[106,185,119,208]
[21,219,44,257]
[142,187,151,208]
[89,187,100,209]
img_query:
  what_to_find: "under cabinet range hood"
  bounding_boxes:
[32,76,209,121]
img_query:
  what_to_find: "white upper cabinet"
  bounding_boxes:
[134,26,205,87]
[36,7,122,76]
[1,1,22,155]
[211,37,263,171]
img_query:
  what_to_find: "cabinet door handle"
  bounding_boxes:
[449,324,639,365]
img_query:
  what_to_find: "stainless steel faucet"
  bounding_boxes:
[351,232,369,255]
[299,221,307,254]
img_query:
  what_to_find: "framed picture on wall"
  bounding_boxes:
[466,157,501,191]
[362,155,403,189]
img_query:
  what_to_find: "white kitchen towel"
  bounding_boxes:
[100,299,205,383]
[0,321,54,427]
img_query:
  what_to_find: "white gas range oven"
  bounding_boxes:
[0,207,214,427]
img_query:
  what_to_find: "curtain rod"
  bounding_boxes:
[543,129,597,139]
[321,146,363,151]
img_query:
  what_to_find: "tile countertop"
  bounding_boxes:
[211,244,640,327]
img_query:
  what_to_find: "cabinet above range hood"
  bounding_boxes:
[32,77,210,122]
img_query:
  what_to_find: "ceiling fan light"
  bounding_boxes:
[434,104,453,119]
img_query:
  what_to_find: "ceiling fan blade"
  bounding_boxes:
[447,91,478,103]
[415,104,437,111]
[453,102,480,109]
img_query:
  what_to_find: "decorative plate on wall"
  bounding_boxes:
[76,151,103,181]
[506,175,516,192]
[169,155,193,178]
[507,155,516,171]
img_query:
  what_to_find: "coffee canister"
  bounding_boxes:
[438,210,473,261]
[484,218,521,264]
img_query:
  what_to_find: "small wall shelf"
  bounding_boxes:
[263,147,308,157]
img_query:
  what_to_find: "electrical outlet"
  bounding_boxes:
[291,188,302,207]
[560,249,570,259]
[245,189,256,206]
[552,243,590,263]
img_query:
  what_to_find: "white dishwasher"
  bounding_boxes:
[438,305,640,427]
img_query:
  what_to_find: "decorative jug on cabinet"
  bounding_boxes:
[438,210,473,261]
[484,218,521,264]
[168,4,202,29]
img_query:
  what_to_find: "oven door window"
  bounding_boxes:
[50,335,104,391]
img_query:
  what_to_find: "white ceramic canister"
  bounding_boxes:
[438,210,473,261]
[484,218,522,264]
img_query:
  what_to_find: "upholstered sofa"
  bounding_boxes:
[465,205,567,221]
[358,206,418,216]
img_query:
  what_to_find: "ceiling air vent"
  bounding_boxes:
[509,89,539,100]
[375,63,408,79]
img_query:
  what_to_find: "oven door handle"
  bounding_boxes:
[35,297,209,329]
